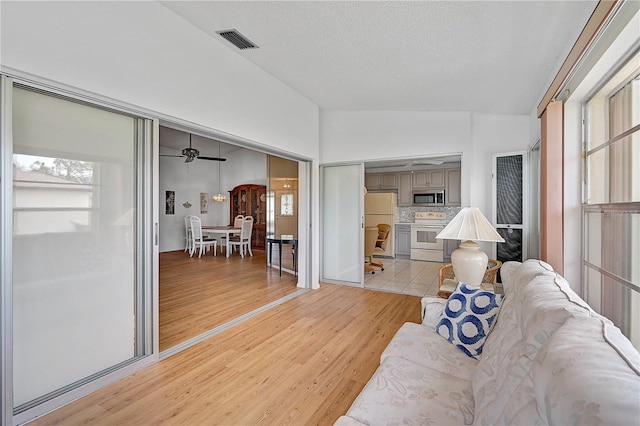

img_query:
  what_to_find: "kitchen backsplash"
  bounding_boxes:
[398,206,461,223]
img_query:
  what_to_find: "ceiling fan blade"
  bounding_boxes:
[416,160,444,165]
[159,154,185,158]
[197,156,227,161]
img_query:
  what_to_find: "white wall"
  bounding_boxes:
[320,111,472,162]
[320,110,473,203]
[0,1,319,159]
[563,100,584,290]
[320,110,529,212]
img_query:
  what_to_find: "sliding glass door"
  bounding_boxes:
[4,81,153,421]
[321,164,364,286]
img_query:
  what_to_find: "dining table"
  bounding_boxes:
[266,236,298,276]
[202,225,238,258]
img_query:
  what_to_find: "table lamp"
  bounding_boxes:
[436,207,504,287]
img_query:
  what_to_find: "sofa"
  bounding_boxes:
[335,259,640,425]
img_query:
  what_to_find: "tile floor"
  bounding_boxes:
[364,257,443,297]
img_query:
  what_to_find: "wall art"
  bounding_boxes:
[200,192,209,214]
[165,190,175,215]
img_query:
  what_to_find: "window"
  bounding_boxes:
[583,50,640,348]
[13,154,97,234]
[280,193,294,216]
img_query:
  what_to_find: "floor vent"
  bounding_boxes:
[216,29,259,50]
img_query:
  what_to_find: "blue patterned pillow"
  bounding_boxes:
[435,283,504,359]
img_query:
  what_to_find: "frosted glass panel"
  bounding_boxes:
[584,265,602,312]
[12,87,139,408]
[587,136,640,204]
[585,210,639,283]
[322,165,362,284]
[585,211,602,268]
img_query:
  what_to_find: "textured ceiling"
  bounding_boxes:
[161,0,598,115]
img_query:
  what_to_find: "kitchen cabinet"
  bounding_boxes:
[395,224,411,257]
[397,172,413,206]
[444,239,459,263]
[445,168,461,206]
[229,184,266,249]
[412,169,445,188]
[365,172,397,190]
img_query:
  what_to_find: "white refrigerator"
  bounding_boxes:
[365,192,399,257]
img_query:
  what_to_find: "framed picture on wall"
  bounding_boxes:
[166,190,175,215]
[200,192,209,214]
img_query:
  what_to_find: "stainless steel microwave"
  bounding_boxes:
[412,189,445,206]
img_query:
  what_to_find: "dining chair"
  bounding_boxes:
[229,216,254,258]
[184,215,193,253]
[212,214,242,255]
[189,216,217,258]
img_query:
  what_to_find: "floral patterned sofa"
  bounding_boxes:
[335,259,640,425]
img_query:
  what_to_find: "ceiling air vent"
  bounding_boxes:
[216,29,259,50]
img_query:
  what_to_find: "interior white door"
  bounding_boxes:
[321,164,364,286]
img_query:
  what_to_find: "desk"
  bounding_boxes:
[202,226,238,258]
[266,237,298,276]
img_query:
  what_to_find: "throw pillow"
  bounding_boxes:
[435,283,504,359]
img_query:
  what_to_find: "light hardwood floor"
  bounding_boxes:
[31,283,421,425]
[160,248,299,350]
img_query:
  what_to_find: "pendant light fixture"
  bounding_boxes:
[212,141,227,202]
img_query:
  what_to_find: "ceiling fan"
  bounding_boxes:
[160,134,226,163]
[404,159,444,167]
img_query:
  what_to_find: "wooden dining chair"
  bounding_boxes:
[189,216,217,258]
[184,215,193,253]
[229,216,254,257]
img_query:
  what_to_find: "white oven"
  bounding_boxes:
[410,211,447,261]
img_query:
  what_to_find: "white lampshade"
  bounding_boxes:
[436,207,504,287]
[436,207,505,242]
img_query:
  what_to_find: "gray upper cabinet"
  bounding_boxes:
[365,172,397,190]
[445,168,461,206]
[397,172,413,206]
[412,169,445,188]
[365,173,381,189]
[366,165,460,207]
